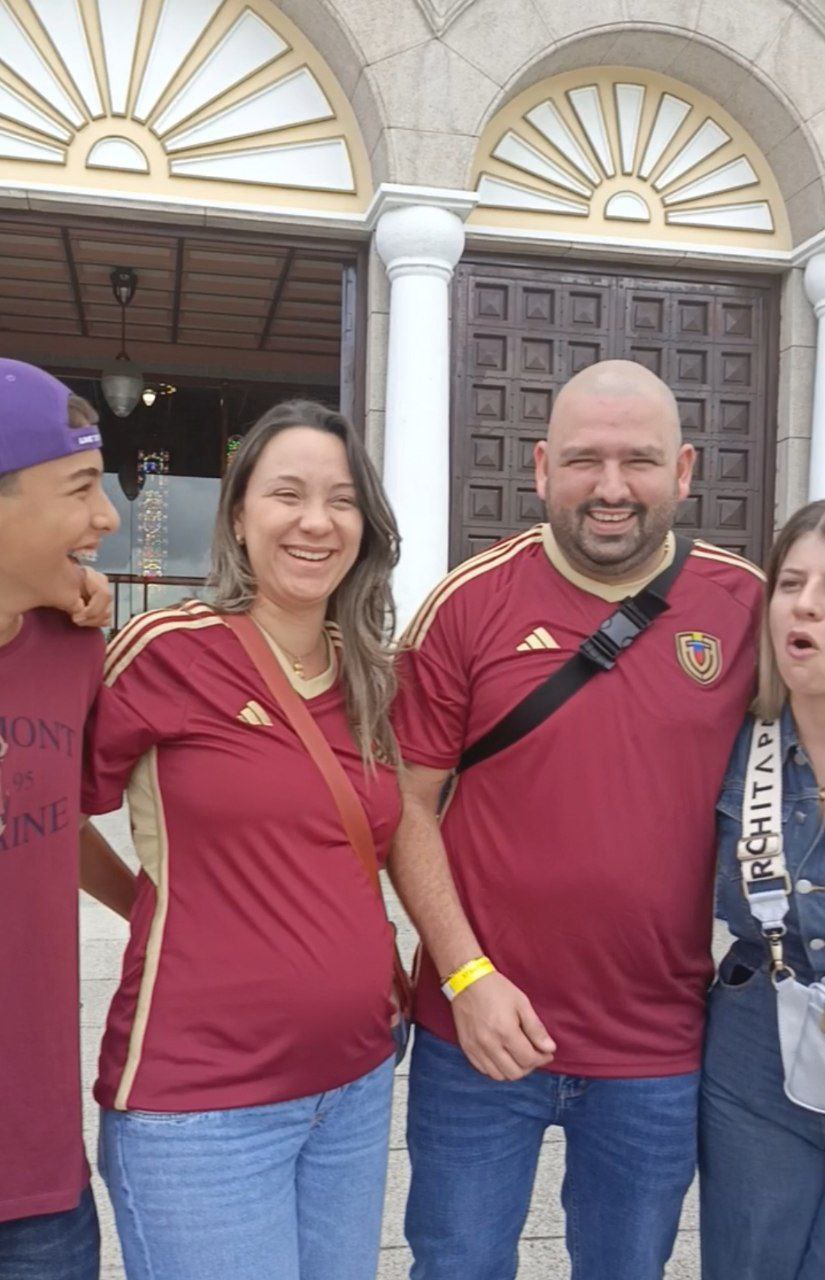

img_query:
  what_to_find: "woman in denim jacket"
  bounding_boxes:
[700,499,825,1280]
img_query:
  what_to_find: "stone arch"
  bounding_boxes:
[265,0,387,170]
[0,0,375,212]
[471,22,823,245]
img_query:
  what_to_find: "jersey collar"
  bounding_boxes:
[541,524,676,602]
[256,625,338,700]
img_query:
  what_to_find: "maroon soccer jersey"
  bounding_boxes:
[82,603,400,1112]
[0,610,103,1221]
[394,526,763,1077]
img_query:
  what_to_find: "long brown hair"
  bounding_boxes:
[754,499,825,718]
[210,400,400,767]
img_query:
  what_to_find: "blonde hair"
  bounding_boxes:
[209,400,400,768]
[754,499,825,719]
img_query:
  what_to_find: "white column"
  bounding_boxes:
[804,253,825,500]
[375,202,466,630]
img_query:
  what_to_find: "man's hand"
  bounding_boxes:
[70,566,113,629]
[451,971,556,1081]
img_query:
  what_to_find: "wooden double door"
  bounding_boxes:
[450,258,779,567]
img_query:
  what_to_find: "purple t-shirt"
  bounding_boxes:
[0,610,103,1221]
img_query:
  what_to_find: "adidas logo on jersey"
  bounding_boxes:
[517,627,560,652]
[237,700,272,726]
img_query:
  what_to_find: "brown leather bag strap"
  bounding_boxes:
[222,613,381,895]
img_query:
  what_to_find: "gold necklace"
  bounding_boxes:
[278,640,313,677]
[255,620,325,678]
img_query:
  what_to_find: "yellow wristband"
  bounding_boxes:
[440,957,490,987]
[441,956,496,1002]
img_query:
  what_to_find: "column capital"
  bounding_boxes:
[370,184,477,283]
[804,252,825,318]
[367,182,478,227]
[374,203,467,283]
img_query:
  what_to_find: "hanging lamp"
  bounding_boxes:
[101,267,144,418]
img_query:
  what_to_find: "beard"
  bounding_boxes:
[548,494,680,580]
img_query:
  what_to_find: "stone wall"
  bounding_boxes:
[777,267,816,526]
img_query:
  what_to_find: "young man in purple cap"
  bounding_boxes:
[0,358,133,1279]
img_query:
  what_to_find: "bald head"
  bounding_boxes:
[535,359,695,583]
[549,359,681,447]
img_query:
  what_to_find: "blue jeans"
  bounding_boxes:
[700,952,825,1279]
[406,1028,699,1280]
[99,1056,394,1280]
[0,1185,99,1280]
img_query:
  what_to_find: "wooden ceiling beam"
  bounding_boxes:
[0,215,356,381]
[60,228,88,338]
[0,208,361,260]
[258,248,295,351]
[171,238,185,344]
[0,331,339,380]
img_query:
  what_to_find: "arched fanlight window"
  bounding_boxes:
[472,67,790,251]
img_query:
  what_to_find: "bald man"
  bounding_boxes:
[387,360,764,1280]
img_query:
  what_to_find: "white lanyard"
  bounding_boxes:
[739,718,794,978]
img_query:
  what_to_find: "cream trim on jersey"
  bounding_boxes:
[126,753,165,886]
[114,747,170,1111]
[254,621,338,700]
[104,607,223,687]
[104,598,213,675]
[403,527,545,650]
[541,525,676,602]
[690,540,766,582]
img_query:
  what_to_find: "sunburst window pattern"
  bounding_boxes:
[473,69,788,246]
[0,0,362,201]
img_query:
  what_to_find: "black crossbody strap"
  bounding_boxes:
[457,535,693,774]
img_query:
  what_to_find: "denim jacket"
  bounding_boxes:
[716,704,825,982]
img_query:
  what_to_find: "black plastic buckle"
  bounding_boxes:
[579,597,650,671]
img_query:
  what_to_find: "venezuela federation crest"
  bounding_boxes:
[675,631,722,685]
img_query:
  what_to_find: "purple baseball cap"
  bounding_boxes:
[0,358,103,476]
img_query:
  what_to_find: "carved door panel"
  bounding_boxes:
[451,260,777,567]
[619,278,769,559]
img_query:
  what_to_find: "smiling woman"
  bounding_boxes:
[211,399,399,767]
[78,398,404,1280]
